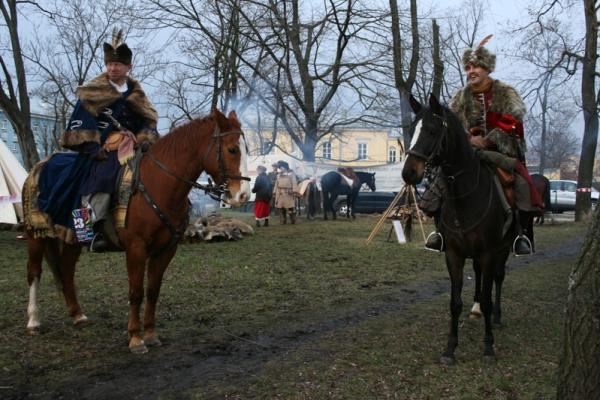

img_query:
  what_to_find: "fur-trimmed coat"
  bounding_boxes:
[61,73,158,150]
[449,80,527,161]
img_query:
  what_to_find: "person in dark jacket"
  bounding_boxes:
[252,165,272,227]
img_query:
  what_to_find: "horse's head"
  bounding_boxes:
[366,173,376,192]
[402,94,448,185]
[205,109,251,206]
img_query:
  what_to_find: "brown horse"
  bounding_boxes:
[24,109,251,353]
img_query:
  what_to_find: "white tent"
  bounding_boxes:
[0,139,27,224]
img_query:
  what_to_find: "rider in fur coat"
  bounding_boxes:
[38,29,158,251]
[421,36,541,255]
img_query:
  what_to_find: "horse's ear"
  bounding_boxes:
[212,107,228,129]
[409,94,422,114]
[428,93,443,115]
[228,110,241,127]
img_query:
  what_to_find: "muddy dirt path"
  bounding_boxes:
[16,237,582,400]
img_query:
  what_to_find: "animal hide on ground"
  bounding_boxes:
[183,214,254,243]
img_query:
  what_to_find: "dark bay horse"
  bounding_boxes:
[531,173,551,224]
[24,109,251,353]
[321,169,376,220]
[402,94,517,364]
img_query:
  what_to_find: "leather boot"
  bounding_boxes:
[290,210,296,224]
[425,231,444,252]
[513,235,532,256]
[256,220,261,228]
[264,218,269,227]
[280,209,287,224]
[513,210,532,256]
[90,220,109,252]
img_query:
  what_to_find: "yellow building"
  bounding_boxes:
[246,126,404,166]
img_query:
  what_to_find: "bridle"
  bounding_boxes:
[145,123,250,202]
[406,111,448,165]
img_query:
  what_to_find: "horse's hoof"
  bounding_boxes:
[27,327,40,336]
[439,355,456,365]
[144,335,162,347]
[129,342,148,354]
[469,312,482,320]
[73,314,89,326]
[483,355,497,364]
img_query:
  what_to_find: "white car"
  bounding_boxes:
[549,180,599,213]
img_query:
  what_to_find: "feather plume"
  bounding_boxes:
[111,28,123,48]
[478,34,493,47]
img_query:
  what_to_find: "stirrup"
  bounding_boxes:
[90,232,108,253]
[425,231,444,252]
[512,235,532,256]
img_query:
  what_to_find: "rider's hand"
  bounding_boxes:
[470,135,488,149]
[136,140,152,152]
[90,147,108,161]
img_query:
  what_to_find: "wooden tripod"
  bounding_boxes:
[365,185,426,245]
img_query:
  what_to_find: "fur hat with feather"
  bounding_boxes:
[103,28,132,65]
[462,35,496,72]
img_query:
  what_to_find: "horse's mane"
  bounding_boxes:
[152,115,214,160]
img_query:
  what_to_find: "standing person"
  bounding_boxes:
[39,29,159,252]
[420,35,541,255]
[272,160,298,224]
[252,165,272,227]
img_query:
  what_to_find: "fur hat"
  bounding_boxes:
[462,35,495,72]
[277,160,289,170]
[103,28,132,65]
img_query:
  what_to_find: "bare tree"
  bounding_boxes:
[389,0,419,149]
[144,0,386,161]
[0,0,41,169]
[516,16,576,174]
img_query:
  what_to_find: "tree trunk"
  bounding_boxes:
[431,19,443,99]
[556,208,600,398]
[575,0,598,221]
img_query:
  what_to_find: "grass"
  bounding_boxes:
[0,212,589,399]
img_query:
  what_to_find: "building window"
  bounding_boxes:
[322,141,331,159]
[357,143,368,160]
[388,146,397,163]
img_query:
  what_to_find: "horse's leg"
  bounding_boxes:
[58,243,86,325]
[480,255,497,363]
[126,242,149,353]
[492,252,508,326]
[348,194,354,219]
[469,260,482,319]
[26,237,45,333]
[323,190,329,220]
[143,246,177,347]
[440,251,465,365]
[331,193,338,220]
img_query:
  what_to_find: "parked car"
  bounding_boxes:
[549,179,599,213]
[335,191,398,214]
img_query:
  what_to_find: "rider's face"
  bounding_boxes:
[106,62,131,85]
[465,63,490,87]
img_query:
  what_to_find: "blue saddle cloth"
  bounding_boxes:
[37,153,94,229]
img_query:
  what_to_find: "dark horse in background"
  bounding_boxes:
[24,109,251,353]
[402,94,533,364]
[321,169,376,220]
[531,173,551,224]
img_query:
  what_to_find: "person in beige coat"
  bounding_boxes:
[273,161,298,224]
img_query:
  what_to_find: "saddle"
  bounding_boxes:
[337,167,359,188]
[495,167,516,208]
